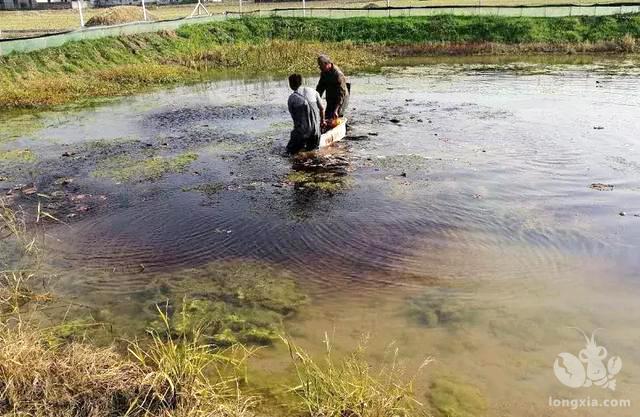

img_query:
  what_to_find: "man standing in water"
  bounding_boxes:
[287,73,325,154]
[316,54,350,120]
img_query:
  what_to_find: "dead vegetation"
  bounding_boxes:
[85,6,156,27]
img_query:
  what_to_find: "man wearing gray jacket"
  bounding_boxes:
[287,73,326,154]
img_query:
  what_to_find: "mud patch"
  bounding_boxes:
[144,105,284,131]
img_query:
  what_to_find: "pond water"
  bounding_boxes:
[1,58,640,416]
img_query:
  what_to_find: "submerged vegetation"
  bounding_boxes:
[406,289,474,328]
[428,376,488,417]
[0,202,432,416]
[147,261,307,346]
[2,14,640,109]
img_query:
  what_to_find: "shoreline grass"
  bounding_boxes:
[1,15,640,109]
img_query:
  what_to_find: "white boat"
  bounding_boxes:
[319,118,347,148]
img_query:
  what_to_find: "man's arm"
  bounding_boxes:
[316,75,326,98]
[315,91,326,121]
[334,72,348,116]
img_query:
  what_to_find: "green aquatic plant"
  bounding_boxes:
[92,151,198,182]
[0,204,257,417]
[428,376,487,417]
[286,170,350,193]
[284,335,431,417]
[149,261,307,347]
[165,298,281,347]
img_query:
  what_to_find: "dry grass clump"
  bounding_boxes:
[284,334,431,417]
[128,307,258,417]
[85,6,156,27]
[0,324,149,417]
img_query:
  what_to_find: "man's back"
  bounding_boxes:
[316,65,349,118]
[288,86,322,138]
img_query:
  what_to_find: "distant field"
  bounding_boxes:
[0,0,638,34]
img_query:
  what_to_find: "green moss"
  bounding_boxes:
[286,170,350,193]
[44,319,100,346]
[0,149,36,162]
[429,376,487,417]
[92,152,198,182]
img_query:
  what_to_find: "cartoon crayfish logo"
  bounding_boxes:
[553,328,622,391]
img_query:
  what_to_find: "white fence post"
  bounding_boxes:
[78,0,85,28]
[302,0,306,17]
[142,0,148,21]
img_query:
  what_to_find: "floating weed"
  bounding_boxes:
[370,154,429,170]
[0,148,36,162]
[92,151,198,182]
[285,170,350,193]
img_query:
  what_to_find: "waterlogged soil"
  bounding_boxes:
[2,59,640,417]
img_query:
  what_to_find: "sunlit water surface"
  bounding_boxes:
[2,60,640,416]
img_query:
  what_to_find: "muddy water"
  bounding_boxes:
[2,59,640,416]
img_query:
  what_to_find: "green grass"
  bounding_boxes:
[284,335,431,417]
[1,15,640,109]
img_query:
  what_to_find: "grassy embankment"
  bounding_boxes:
[1,15,640,109]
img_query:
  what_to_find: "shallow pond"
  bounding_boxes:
[2,58,640,416]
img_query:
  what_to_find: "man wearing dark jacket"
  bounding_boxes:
[316,54,349,120]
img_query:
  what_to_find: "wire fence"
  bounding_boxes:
[234,3,640,17]
[1,1,640,44]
